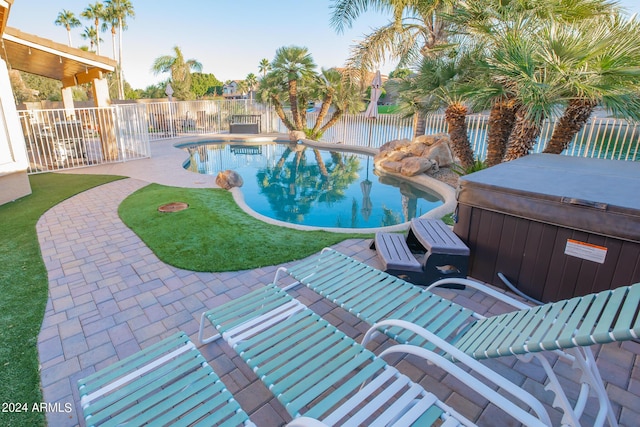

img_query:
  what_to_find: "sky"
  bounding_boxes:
[7,0,640,91]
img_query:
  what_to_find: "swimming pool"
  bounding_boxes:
[182,140,444,229]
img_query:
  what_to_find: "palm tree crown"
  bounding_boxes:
[81,2,107,55]
[258,58,271,78]
[55,10,81,47]
[152,46,203,100]
[105,0,135,99]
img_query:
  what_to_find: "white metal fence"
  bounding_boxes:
[19,106,150,174]
[18,100,639,175]
[143,99,280,140]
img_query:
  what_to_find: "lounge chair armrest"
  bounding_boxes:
[286,417,330,427]
[427,277,531,310]
[369,319,552,427]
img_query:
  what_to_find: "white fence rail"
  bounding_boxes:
[19,106,150,174]
[18,100,639,175]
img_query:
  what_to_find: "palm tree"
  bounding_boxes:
[245,73,258,101]
[152,46,203,100]
[258,58,271,78]
[331,0,456,139]
[396,51,477,168]
[449,0,622,163]
[54,10,81,47]
[81,2,106,55]
[80,26,102,52]
[271,46,317,130]
[256,71,295,130]
[105,0,135,99]
[316,70,364,136]
[542,15,640,154]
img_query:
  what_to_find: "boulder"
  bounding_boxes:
[216,170,244,190]
[289,130,306,142]
[379,139,411,153]
[400,157,436,176]
[424,138,455,167]
[386,150,411,162]
[378,160,403,173]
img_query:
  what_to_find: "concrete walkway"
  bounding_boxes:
[35,138,640,426]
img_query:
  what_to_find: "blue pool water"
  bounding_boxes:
[183,141,443,228]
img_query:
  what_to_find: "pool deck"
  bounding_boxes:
[38,137,640,426]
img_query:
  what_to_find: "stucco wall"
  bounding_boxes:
[0,57,31,205]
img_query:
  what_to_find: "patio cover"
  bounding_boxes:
[0,26,117,88]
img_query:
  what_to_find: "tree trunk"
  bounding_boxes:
[270,96,295,131]
[543,98,598,154]
[288,79,302,130]
[445,103,474,168]
[413,112,427,139]
[66,28,73,47]
[503,109,541,161]
[95,18,101,55]
[318,109,343,135]
[118,20,125,99]
[486,98,518,167]
[312,90,334,136]
[313,149,329,178]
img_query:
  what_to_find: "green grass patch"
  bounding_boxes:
[118,184,371,272]
[378,105,400,114]
[0,173,125,427]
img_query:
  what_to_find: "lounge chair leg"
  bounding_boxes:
[532,353,583,426]
[198,312,221,344]
[570,347,619,427]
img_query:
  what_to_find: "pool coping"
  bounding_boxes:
[175,133,457,233]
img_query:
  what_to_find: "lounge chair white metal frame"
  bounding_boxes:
[275,247,639,427]
[77,331,255,427]
[200,284,553,426]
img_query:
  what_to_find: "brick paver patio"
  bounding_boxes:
[35,176,640,426]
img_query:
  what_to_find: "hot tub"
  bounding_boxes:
[453,154,640,302]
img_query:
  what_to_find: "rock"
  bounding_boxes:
[406,142,429,157]
[424,138,455,167]
[378,160,403,173]
[386,150,411,162]
[400,157,436,176]
[289,130,306,142]
[379,139,411,153]
[216,170,243,189]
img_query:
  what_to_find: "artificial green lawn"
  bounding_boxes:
[0,173,124,427]
[118,184,371,272]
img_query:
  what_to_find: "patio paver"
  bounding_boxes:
[33,142,640,426]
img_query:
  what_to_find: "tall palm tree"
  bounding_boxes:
[81,2,106,55]
[105,0,135,99]
[271,46,317,130]
[258,58,271,78]
[331,0,454,139]
[152,46,203,100]
[54,10,81,47]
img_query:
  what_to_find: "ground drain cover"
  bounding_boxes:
[158,202,189,213]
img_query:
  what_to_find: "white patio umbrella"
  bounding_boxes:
[165,82,174,102]
[364,70,382,119]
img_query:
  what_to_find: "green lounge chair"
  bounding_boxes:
[201,284,552,426]
[273,248,640,427]
[77,331,254,427]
